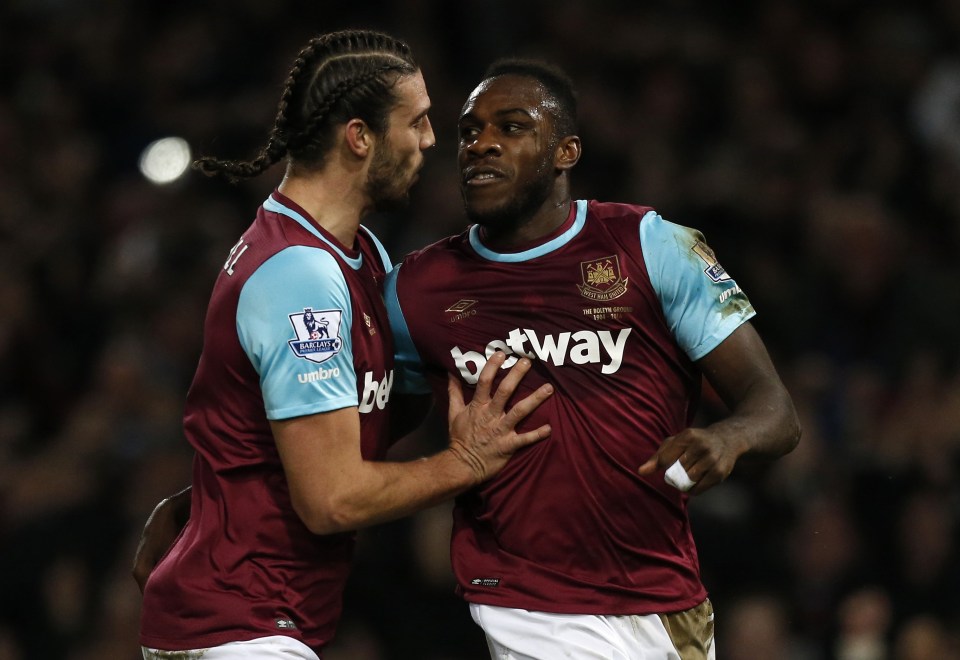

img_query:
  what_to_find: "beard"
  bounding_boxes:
[461,161,556,233]
[366,143,415,213]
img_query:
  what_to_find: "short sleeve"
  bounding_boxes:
[639,212,756,361]
[237,246,358,420]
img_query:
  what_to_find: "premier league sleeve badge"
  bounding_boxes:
[287,307,344,363]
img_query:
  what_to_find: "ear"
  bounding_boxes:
[555,135,581,171]
[344,118,373,158]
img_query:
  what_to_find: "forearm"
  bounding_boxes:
[303,448,477,534]
[278,354,552,535]
[698,323,801,460]
[706,378,801,459]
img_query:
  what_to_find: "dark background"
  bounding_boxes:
[2,1,960,658]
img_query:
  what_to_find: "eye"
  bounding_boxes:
[459,126,479,141]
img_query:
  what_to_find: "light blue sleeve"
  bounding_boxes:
[383,264,431,394]
[639,212,756,361]
[237,246,358,420]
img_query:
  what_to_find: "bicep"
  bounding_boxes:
[696,322,786,409]
[271,407,362,529]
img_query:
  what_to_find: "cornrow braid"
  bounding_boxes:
[194,30,418,183]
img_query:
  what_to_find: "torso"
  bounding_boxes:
[388,199,754,615]
[140,192,394,652]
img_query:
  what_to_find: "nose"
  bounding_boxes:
[420,115,436,151]
[463,125,501,158]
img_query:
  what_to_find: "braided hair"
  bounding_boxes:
[195,30,418,182]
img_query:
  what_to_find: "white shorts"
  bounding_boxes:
[142,635,320,660]
[470,600,716,660]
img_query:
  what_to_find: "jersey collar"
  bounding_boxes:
[263,193,364,270]
[467,200,587,263]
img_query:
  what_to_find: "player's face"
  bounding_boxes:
[367,70,435,211]
[457,75,559,229]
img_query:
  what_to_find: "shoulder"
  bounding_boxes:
[637,212,703,252]
[586,200,656,224]
[243,246,348,304]
[396,228,470,278]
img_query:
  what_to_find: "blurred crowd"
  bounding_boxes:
[2,0,960,658]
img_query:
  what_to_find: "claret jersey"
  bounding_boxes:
[385,199,755,616]
[140,192,394,653]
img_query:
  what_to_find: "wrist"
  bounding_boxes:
[445,443,486,485]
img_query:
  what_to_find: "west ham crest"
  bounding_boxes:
[288,307,343,363]
[578,255,628,301]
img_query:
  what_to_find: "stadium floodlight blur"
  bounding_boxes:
[139,136,192,184]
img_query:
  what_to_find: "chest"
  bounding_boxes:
[407,241,666,386]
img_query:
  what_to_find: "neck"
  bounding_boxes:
[480,190,573,251]
[277,164,371,248]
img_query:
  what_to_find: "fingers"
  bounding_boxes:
[637,435,684,476]
[472,350,507,405]
[487,355,532,410]
[638,429,735,494]
[664,460,696,492]
[501,382,553,427]
[510,423,553,450]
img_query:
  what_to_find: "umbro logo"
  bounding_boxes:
[470,577,500,587]
[446,299,477,313]
[446,299,478,323]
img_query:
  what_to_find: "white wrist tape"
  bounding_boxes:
[664,460,696,492]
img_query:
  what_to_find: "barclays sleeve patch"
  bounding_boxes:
[691,240,731,283]
[288,307,344,364]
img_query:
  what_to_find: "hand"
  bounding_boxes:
[637,427,746,495]
[131,487,191,592]
[446,352,553,483]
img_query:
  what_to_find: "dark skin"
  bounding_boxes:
[133,72,801,590]
[456,73,800,493]
[457,75,581,248]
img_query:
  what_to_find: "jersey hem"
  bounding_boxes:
[139,630,312,654]
[266,396,357,420]
[687,309,756,361]
[461,590,709,617]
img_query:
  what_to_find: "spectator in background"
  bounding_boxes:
[3,2,960,658]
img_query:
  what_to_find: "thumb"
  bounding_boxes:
[447,373,465,426]
[637,453,661,476]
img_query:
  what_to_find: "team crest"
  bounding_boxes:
[288,307,343,364]
[691,240,731,283]
[577,255,628,301]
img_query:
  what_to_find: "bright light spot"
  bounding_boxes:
[139,137,191,184]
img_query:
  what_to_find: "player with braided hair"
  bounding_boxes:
[136,30,553,660]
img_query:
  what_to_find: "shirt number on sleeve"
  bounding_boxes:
[224,238,249,276]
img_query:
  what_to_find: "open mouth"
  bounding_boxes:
[463,166,506,186]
